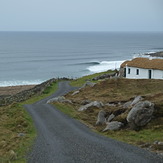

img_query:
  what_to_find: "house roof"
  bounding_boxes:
[121,58,163,70]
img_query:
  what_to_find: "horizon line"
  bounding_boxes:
[0,30,163,33]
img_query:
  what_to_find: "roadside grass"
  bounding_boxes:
[70,70,115,87]
[54,77,163,152]
[0,81,58,162]
[54,102,163,150]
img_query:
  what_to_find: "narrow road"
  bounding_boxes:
[24,81,162,163]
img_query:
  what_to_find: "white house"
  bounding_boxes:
[120,58,163,79]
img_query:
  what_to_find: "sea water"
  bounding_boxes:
[0,32,163,86]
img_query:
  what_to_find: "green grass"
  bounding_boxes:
[70,70,115,87]
[0,81,59,162]
[102,129,163,145]
[54,103,79,119]
[22,81,58,105]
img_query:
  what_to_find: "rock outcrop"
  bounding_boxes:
[145,51,163,57]
[81,81,96,89]
[47,96,72,104]
[123,101,132,109]
[72,90,80,96]
[123,96,143,109]
[78,101,104,111]
[103,121,123,131]
[107,114,115,122]
[96,110,106,125]
[127,101,154,129]
[131,96,143,106]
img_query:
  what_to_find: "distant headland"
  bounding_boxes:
[145,51,163,57]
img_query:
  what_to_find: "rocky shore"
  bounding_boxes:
[145,51,163,57]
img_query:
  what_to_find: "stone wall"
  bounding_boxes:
[0,78,58,106]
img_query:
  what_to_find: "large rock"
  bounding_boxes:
[47,96,65,103]
[131,96,143,106]
[107,114,115,122]
[78,101,104,111]
[123,101,132,109]
[81,81,96,89]
[72,90,80,96]
[103,121,123,131]
[123,96,143,109]
[127,101,154,128]
[47,96,72,104]
[96,110,106,125]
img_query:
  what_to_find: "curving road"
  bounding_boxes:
[24,81,162,163]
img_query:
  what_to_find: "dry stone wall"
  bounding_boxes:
[0,78,58,106]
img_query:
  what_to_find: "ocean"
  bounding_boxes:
[0,32,163,86]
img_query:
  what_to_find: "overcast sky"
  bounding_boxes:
[0,0,163,32]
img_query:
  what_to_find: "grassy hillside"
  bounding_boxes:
[0,81,58,162]
[70,70,115,87]
[55,77,163,154]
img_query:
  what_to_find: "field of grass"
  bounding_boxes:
[68,78,163,104]
[0,81,58,162]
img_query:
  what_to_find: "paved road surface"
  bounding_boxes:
[24,81,163,163]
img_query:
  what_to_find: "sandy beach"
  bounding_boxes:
[0,85,36,96]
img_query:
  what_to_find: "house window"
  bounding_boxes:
[136,69,139,75]
[128,68,130,74]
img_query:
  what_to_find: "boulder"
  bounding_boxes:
[47,96,65,103]
[131,96,143,106]
[107,114,115,122]
[127,101,154,128]
[103,121,123,131]
[96,110,106,125]
[72,90,80,96]
[123,96,143,109]
[81,81,96,89]
[78,101,104,111]
[47,96,72,104]
[123,101,132,109]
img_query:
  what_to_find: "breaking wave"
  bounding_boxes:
[74,61,100,66]
[87,60,125,73]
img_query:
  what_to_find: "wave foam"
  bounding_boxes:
[87,60,125,73]
[0,80,44,87]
